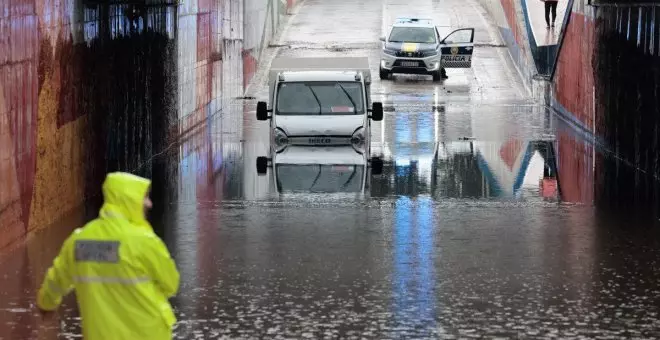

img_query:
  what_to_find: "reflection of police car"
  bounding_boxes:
[379,18,475,81]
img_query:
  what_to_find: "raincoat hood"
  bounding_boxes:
[100,172,152,227]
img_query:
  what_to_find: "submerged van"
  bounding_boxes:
[256,57,383,157]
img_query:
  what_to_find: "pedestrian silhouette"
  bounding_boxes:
[543,0,559,28]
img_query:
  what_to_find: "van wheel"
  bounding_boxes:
[379,67,390,80]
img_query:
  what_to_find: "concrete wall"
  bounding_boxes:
[589,5,660,213]
[551,2,660,213]
[478,0,660,210]
[550,0,596,132]
[477,0,537,88]
[0,0,295,250]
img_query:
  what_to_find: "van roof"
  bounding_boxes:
[278,70,361,83]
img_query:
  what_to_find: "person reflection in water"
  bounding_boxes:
[543,0,559,29]
[36,172,180,340]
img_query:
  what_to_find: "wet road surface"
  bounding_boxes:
[2,0,660,338]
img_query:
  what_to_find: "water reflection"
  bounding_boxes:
[4,98,660,338]
[392,196,436,335]
[269,146,371,195]
[372,139,558,200]
[553,122,594,205]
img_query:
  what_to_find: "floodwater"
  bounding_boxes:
[2,0,660,338]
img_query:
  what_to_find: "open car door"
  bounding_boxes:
[439,28,475,68]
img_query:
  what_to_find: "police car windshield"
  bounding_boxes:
[276,164,364,193]
[388,27,436,43]
[276,81,364,115]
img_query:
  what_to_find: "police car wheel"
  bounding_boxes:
[432,70,442,82]
[379,67,390,80]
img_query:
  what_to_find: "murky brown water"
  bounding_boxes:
[2,0,660,338]
[3,100,660,339]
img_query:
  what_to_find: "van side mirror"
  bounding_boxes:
[256,101,270,121]
[370,102,383,121]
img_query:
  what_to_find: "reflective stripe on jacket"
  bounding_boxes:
[37,172,180,340]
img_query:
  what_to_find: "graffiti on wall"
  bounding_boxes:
[1,0,294,251]
[1,0,41,249]
[551,0,595,131]
[552,1,660,214]
[478,0,537,86]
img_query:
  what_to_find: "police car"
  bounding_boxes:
[379,18,475,81]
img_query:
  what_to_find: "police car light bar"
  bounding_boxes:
[395,17,433,24]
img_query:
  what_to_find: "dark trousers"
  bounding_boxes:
[545,1,558,26]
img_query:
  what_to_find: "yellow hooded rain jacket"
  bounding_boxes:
[37,172,180,340]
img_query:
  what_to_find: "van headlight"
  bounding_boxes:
[351,127,365,153]
[273,128,288,152]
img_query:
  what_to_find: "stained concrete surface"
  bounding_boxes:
[2,0,660,338]
[593,6,660,216]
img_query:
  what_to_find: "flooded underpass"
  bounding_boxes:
[2,0,660,339]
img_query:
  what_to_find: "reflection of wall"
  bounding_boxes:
[555,125,594,204]
[474,140,533,197]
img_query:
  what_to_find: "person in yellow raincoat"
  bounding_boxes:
[36,172,180,339]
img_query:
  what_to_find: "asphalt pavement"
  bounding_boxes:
[2,0,660,338]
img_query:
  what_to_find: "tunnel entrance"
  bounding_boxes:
[67,1,179,209]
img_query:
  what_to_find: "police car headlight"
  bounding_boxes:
[421,50,439,57]
[383,49,397,56]
[273,128,288,152]
[351,127,365,153]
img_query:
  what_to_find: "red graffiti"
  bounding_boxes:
[556,132,594,204]
[500,0,525,47]
[499,138,523,171]
[554,12,595,130]
[0,0,39,239]
[242,50,257,90]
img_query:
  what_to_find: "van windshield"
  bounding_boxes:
[276,81,364,115]
[276,164,364,192]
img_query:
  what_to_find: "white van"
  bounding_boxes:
[256,57,383,158]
